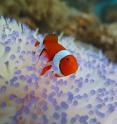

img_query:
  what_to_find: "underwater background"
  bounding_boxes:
[0,0,117,124]
[0,0,117,62]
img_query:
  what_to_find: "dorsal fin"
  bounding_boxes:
[43,34,58,44]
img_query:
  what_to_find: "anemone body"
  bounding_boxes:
[0,17,117,124]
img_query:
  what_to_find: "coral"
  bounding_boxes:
[95,0,117,23]
[65,0,117,22]
[0,0,70,30]
[0,17,117,124]
[75,19,117,62]
[63,0,97,13]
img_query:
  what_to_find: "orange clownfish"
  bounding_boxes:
[33,30,79,77]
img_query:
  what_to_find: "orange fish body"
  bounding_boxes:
[43,34,65,60]
[33,33,78,77]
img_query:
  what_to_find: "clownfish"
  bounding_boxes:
[33,29,79,77]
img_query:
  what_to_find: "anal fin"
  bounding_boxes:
[39,48,49,58]
[34,40,40,47]
[54,73,62,77]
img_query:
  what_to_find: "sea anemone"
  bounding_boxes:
[0,17,117,124]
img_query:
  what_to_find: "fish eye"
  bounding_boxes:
[66,58,69,61]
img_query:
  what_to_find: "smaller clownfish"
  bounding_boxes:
[33,29,79,77]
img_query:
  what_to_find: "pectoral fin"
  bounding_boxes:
[40,65,52,76]
[39,48,49,59]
